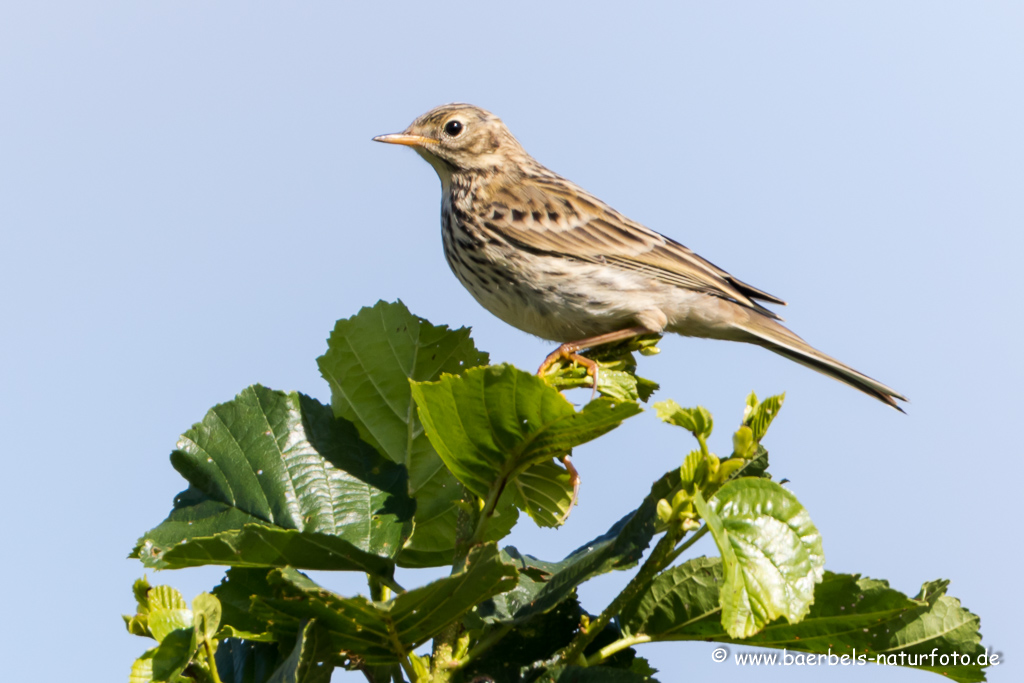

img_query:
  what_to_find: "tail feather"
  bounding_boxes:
[738,318,908,411]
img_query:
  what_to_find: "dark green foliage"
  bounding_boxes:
[125,301,989,682]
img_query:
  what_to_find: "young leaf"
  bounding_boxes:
[192,593,221,643]
[147,586,191,643]
[542,334,662,403]
[151,627,198,682]
[693,479,824,638]
[411,364,641,526]
[132,386,414,571]
[653,400,713,441]
[742,392,784,442]
[317,299,489,565]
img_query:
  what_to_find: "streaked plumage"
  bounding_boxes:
[375,104,906,410]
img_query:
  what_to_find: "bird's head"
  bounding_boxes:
[374,103,526,184]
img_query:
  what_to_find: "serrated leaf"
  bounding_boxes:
[743,392,784,442]
[679,450,705,488]
[693,479,824,638]
[148,587,192,643]
[317,300,489,565]
[412,364,641,526]
[136,525,399,589]
[619,557,988,682]
[653,400,713,440]
[620,556,724,638]
[255,544,518,665]
[133,386,414,571]
[479,470,681,624]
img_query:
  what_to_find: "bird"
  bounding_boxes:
[374,103,906,412]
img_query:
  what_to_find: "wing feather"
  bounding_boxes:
[480,174,786,318]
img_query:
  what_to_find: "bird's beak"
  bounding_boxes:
[372,133,436,148]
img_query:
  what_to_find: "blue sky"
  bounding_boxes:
[1,2,1020,681]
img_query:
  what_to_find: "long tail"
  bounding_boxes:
[737,316,908,411]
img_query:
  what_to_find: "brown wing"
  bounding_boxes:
[480,173,786,318]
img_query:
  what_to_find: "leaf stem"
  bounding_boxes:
[369,575,392,602]
[468,475,508,548]
[204,638,223,683]
[662,523,709,567]
[399,653,419,683]
[431,495,476,678]
[696,433,710,458]
[585,634,653,666]
[559,523,685,665]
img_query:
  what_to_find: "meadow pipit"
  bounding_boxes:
[374,104,906,412]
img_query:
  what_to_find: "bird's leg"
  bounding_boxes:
[537,326,654,392]
[559,454,580,523]
[544,325,653,521]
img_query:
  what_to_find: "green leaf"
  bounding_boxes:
[467,598,645,682]
[542,334,662,403]
[463,599,591,682]
[131,648,193,683]
[129,650,156,683]
[255,544,518,665]
[731,425,756,459]
[480,469,681,623]
[213,568,277,641]
[411,364,641,526]
[139,524,399,587]
[151,627,197,682]
[532,667,660,682]
[192,593,221,643]
[266,621,333,683]
[742,392,784,442]
[147,586,191,643]
[510,459,574,527]
[653,400,713,440]
[619,558,988,682]
[214,638,284,683]
[317,299,489,565]
[620,556,724,638]
[125,577,155,638]
[693,479,824,638]
[133,386,413,573]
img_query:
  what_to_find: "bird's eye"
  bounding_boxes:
[444,120,463,137]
